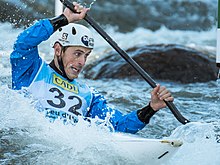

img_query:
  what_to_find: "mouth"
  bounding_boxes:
[70,65,81,74]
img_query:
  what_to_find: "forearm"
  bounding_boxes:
[112,110,146,134]
[49,14,68,32]
[137,103,156,124]
[112,105,156,133]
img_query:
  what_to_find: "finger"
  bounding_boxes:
[76,8,89,19]
[158,90,168,99]
[79,5,84,11]
[164,96,174,102]
[73,2,82,12]
[81,7,90,14]
[160,92,174,101]
[76,5,84,13]
[74,4,80,12]
[73,2,89,14]
[151,84,160,96]
[158,86,166,94]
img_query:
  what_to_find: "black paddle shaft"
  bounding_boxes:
[60,0,190,125]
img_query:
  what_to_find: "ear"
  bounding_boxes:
[53,42,62,57]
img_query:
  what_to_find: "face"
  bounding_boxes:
[55,44,92,80]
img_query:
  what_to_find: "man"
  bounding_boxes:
[10,3,174,134]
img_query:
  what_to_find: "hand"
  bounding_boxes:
[150,84,174,111]
[63,2,90,23]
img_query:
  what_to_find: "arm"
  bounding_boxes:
[88,85,174,134]
[10,19,54,89]
[87,88,149,134]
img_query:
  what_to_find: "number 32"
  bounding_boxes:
[47,87,82,116]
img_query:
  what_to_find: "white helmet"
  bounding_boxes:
[51,23,94,49]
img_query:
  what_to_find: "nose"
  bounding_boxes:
[77,55,86,66]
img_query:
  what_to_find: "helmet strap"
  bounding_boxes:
[57,56,65,75]
[57,55,72,82]
[50,44,73,81]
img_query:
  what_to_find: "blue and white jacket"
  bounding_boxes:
[10,19,146,133]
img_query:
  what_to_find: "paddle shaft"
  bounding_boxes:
[60,0,190,125]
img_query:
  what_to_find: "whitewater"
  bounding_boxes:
[0,6,220,165]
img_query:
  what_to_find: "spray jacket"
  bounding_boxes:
[10,19,146,134]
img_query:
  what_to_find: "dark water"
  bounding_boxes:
[0,0,217,32]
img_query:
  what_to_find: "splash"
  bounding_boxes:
[166,122,220,165]
[0,86,137,164]
[169,122,217,143]
[77,0,97,8]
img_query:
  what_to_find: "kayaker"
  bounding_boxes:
[10,2,174,133]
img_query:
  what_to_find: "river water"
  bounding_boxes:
[0,0,220,165]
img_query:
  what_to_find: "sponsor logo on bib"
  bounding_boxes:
[53,74,78,93]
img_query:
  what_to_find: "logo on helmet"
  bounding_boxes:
[62,33,68,41]
[58,33,70,44]
[81,35,94,47]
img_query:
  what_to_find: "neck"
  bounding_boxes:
[49,59,73,82]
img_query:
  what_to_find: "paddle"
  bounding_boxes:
[60,0,190,125]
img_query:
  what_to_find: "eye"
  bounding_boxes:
[85,54,89,58]
[73,51,82,57]
[84,53,91,59]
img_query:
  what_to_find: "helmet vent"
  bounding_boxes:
[72,27,76,35]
